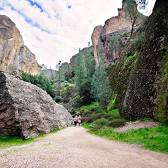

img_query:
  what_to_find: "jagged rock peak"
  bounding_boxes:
[0,15,41,75]
[91,0,145,65]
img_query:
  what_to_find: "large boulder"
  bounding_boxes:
[0,72,73,138]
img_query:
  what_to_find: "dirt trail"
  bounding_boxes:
[0,127,168,168]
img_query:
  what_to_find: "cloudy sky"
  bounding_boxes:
[0,0,156,68]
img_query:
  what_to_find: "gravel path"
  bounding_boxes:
[0,127,168,168]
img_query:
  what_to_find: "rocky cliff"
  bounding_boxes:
[0,72,73,138]
[122,1,168,121]
[92,0,145,65]
[0,15,41,75]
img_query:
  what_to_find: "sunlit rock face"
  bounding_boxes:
[92,1,145,65]
[91,26,103,65]
[0,15,41,75]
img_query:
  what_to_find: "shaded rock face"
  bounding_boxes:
[122,1,168,121]
[92,1,144,65]
[0,72,73,138]
[0,15,40,75]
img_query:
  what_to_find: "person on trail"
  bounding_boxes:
[74,115,78,126]
[77,115,82,126]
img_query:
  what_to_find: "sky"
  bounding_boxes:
[0,0,156,68]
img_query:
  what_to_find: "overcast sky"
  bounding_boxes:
[0,0,156,68]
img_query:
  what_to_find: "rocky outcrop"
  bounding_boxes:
[91,26,103,65]
[122,1,168,121]
[0,15,41,75]
[0,72,73,138]
[91,0,145,65]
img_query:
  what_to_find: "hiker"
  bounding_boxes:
[77,115,82,126]
[74,115,78,126]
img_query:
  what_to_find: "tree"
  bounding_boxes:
[127,0,139,37]
[91,64,112,109]
[56,61,62,96]
[74,49,95,105]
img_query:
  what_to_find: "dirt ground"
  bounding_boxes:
[0,127,168,168]
[115,121,159,132]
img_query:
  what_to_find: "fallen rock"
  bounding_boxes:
[0,72,73,138]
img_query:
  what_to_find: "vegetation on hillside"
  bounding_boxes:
[21,73,55,98]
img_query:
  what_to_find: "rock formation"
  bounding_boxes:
[122,1,168,121]
[0,72,73,138]
[91,0,145,65]
[91,26,103,65]
[0,15,41,75]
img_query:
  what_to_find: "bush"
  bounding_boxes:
[62,85,74,103]
[108,109,121,119]
[92,118,109,130]
[82,113,104,123]
[91,64,112,109]
[78,102,103,118]
[108,119,126,128]
[54,96,63,103]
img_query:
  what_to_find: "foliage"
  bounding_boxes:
[87,124,168,153]
[0,128,60,149]
[126,0,139,37]
[79,101,123,126]
[108,119,126,128]
[22,73,55,98]
[92,118,109,130]
[107,94,118,111]
[79,81,93,105]
[77,102,104,122]
[54,96,63,103]
[74,49,95,105]
[0,136,35,149]
[91,64,112,109]
[155,47,168,121]
[61,85,75,103]
[79,102,102,114]
[108,51,137,109]
[108,109,121,119]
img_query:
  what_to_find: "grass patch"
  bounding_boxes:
[0,136,35,149]
[84,123,168,153]
[0,128,60,149]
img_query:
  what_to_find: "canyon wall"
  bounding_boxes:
[0,15,41,75]
[92,0,145,65]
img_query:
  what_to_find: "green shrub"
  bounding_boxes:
[82,113,105,123]
[108,119,126,128]
[91,64,112,109]
[54,96,63,103]
[62,85,74,103]
[108,109,121,119]
[107,94,118,111]
[21,73,55,98]
[79,102,103,116]
[92,118,109,130]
